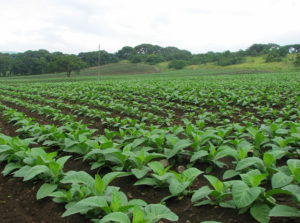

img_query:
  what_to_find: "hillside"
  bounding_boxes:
[191,54,299,72]
[3,62,160,80]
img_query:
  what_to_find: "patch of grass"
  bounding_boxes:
[185,54,300,72]
[156,62,169,72]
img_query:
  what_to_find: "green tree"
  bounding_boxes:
[130,54,146,63]
[78,51,119,67]
[294,53,300,66]
[265,47,288,63]
[134,44,162,55]
[168,60,187,69]
[217,50,245,66]
[10,56,27,75]
[116,46,136,60]
[0,54,11,77]
[246,43,279,56]
[145,54,164,65]
[49,55,87,77]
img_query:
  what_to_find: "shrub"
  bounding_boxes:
[168,60,187,69]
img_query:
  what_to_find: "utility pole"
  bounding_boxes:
[98,44,100,81]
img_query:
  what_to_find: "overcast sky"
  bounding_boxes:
[1,0,300,54]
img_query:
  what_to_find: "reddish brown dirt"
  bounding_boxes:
[0,166,86,223]
[0,117,86,223]
[0,114,19,137]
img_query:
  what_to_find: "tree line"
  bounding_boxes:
[1,43,300,77]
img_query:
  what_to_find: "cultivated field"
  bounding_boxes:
[0,72,300,223]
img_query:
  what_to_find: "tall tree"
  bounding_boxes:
[49,55,87,77]
[294,53,300,66]
[134,44,162,55]
[116,46,136,60]
[0,53,11,77]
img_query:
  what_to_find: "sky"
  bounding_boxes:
[1,0,300,54]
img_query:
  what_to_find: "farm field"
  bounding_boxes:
[0,71,300,223]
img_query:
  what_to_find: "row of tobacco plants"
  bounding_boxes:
[0,72,300,222]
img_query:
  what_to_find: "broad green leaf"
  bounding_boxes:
[110,190,124,212]
[269,205,300,217]
[219,200,236,209]
[64,138,77,148]
[250,204,271,223]
[62,196,108,217]
[13,165,31,178]
[148,161,164,175]
[94,174,105,195]
[134,178,158,186]
[182,168,203,181]
[102,172,131,186]
[214,147,238,161]
[24,165,50,181]
[282,184,300,203]
[191,186,213,202]
[169,178,189,195]
[200,221,223,223]
[265,188,291,198]
[232,181,261,208]
[275,129,289,135]
[153,172,174,182]
[166,139,191,159]
[99,212,130,223]
[240,169,267,188]
[0,145,13,153]
[190,150,208,162]
[223,169,239,180]
[144,204,178,222]
[131,138,146,149]
[132,168,150,179]
[204,175,223,193]
[132,206,144,223]
[287,159,300,176]
[237,141,253,160]
[271,172,293,188]
[144,153,166,163]
[30,147,48,159]
[236,157,265,172]
[56,155,71,167]
[49,162,61,177]
[263,153,275,169]
[37,183,58,200]
[61,171,94,189]
[127,199,147,207]
[194,199,215,206]
[2,163,22,176]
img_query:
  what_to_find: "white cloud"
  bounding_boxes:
[0,0,299,54]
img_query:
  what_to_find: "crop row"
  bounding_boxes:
[0,96,300,222]
[1,76,299,127]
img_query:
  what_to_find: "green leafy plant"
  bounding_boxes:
[49,171,130,204]
[191,175,235,208]
[163,167,203,201]
[271,159,300,188]
[62,189,147,218]
[123,147,166,179]
[95,204,178,223]
[134,161,173,187]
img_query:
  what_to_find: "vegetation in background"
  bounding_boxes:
[1,43,300,77]
[168,60,188,69]
[294,53,300,66]
[48,54,87,77]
